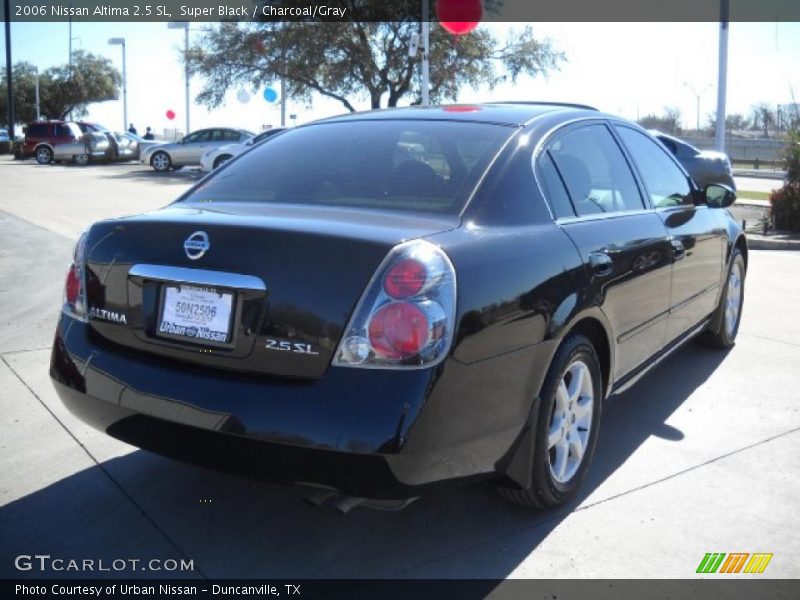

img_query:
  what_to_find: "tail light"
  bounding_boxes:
[62,232,88,321]
[333,240,456,369]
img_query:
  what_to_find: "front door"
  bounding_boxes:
[613,125,726,342]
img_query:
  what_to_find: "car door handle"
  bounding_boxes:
[671,239,686,261]
[589,252,614,277]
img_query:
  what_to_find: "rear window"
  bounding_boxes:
[26,123,48,137]
[182,120,513,214]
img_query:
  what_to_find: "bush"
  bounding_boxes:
[769,130,800,232]
[770,183,800,231]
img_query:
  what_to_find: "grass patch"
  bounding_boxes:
[737,190,771,201]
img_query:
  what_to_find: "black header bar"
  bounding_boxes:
[3,0,800,23]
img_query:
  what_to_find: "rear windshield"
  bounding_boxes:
[181,120,513,214]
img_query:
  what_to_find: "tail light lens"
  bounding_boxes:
[333,240,456,369]
[62,232,88,321]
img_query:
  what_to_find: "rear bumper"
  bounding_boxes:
[50,316,546,499]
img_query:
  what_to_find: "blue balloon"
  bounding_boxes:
[263,87,279,103]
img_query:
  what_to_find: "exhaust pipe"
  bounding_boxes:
[302,488,418,514]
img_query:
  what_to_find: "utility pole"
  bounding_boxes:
[4,0,14,138]
[421,0,430,106]
[714,0,729,152]
[35,69,40,120]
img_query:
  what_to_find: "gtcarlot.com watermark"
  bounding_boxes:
[14,554,194,573]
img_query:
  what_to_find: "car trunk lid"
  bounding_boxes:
[82,202,458,378]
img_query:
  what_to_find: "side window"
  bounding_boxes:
[548,124,644,217]
[617,127,693,208]
[27,123,47,137]
[186,130,211,144]
[537,151,575,219]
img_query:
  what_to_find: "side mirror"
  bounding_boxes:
[704,183,736,208]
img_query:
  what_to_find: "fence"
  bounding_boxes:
[683,137,785,164]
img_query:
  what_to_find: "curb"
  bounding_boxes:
[748,237,800,251]
[733,169,786,180]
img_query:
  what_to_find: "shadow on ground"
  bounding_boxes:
[100,167,205,185]
[1,343,728,580]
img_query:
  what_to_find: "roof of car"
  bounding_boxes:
[314,102,598,127]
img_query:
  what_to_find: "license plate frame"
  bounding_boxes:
[156,283,236,347]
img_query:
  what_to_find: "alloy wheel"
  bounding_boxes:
[548,359,594,484]
[152,152,170,171]
[725,261,743,336]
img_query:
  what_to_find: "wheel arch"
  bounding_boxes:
[565,316,612,399]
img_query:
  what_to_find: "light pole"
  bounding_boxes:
[714,0,730,152]
[168,21,191,135]
[683,81,712,134]
[108,38,127,131]
[4,0,13,138]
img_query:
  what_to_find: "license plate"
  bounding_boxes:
[158,284,234,345]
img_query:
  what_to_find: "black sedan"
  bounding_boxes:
[51,103,746,511]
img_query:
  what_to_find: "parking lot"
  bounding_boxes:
[1,154,799,579]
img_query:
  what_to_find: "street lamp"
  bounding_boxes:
[167,21,191,135]
[108,38,127,132]
[683,81,712,134]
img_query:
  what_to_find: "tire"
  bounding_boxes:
[213,154,232,170]
[151,151,171,172]
[73,154,90,166]
[702,248,745,349]
[497,334,603,509]
[35,146,53,165]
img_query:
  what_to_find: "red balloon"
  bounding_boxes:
[437,0,482,35]
[166,110,176,120]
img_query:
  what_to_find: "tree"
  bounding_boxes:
[706,111,749,134]
[187,19,563,113]
[638,107,681,135]
[0,51,120,124]
[750,103,775,138]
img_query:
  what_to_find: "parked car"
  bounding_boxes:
[53,131,164,165]
[0,128,10,154]
[52,131,111,164]
[651,131,736,191]
[200,127,286,172]
[18,120,83,164]
[123,132,162,155]
[140,128,255,171]
[51,103,746,511]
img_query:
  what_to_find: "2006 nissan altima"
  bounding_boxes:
[51,103,746,511]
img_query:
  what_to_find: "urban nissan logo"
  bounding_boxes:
[184,231,210,260]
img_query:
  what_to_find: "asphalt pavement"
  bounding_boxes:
[1,156,799,579]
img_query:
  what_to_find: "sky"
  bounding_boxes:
[2,21,799,135]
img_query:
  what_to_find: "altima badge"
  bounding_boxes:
[184,231,210,260]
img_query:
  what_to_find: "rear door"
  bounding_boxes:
[538,121,673,379]
[614,125,726,343]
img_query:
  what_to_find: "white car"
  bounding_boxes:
[200,127,286,172]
